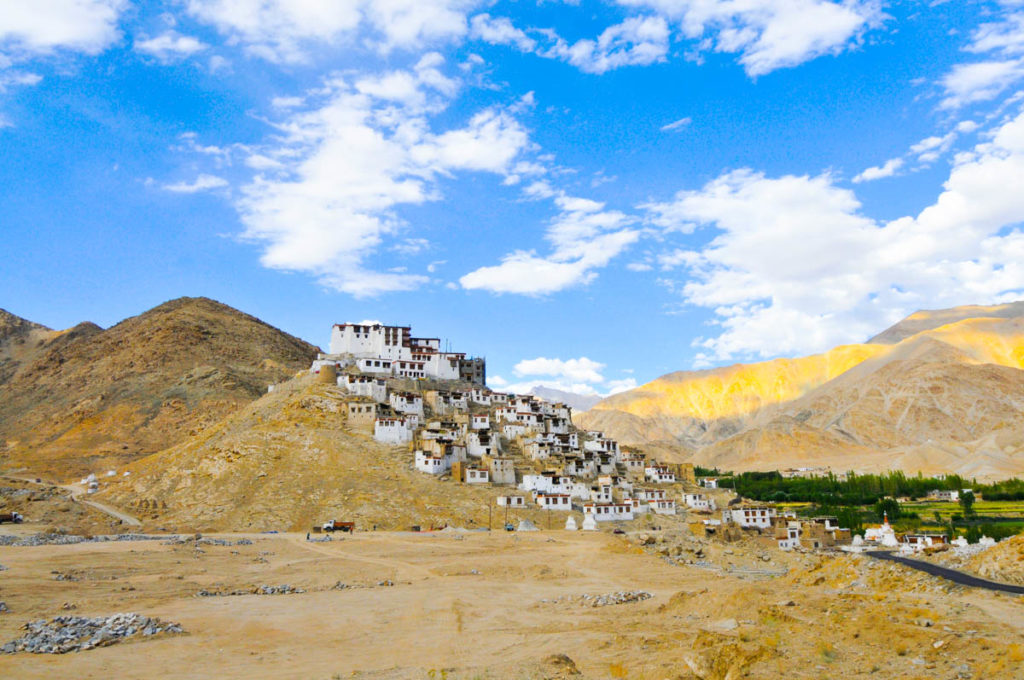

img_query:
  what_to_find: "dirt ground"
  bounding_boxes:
[1,525,1022,680]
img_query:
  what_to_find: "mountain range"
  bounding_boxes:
[576,302,1024,480]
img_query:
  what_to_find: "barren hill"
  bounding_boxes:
[577,304,1024,479]
[99,376,564,532]
[0,297,318,480]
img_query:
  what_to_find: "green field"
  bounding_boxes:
[902,500,1024,519]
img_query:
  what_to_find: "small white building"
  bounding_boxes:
[415,450,450,475]
[645,466,676,484]
[340,375,389,403]
[535,492,572,511]
[723,506,776,529]
[463,467,490,484]
[374,417,412,445]
[502,423,529,439]
[700,478,719,489]
[591,484,614,503]
[583,503,634,522]
[521,474,573,494]
[637,488,667,502]
[466,430,495,458]
[650,499,677,515]
[929,489,960,502]
[683,493,714,511]
[470,414,490,430]
[497,495,527,507]
[523,439,552,461]
[389,392,424,416]
[778,522,801,550]
[357,357,393,374]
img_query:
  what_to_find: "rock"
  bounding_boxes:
[0,613,183,654]
[638,534,655,545]
[712,618,739,632]
[914,618,934,628]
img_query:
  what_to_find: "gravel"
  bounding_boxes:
[0,533,167,547]
[1,613,184,654]
[543,591,653,607]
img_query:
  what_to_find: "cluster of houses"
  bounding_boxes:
[311,321,706,523]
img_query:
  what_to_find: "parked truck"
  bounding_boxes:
[321,520,355,533]
[0,512,24,524]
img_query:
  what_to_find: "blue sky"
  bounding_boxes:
[3,1,1024,396]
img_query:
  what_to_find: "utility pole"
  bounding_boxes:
[488,503,492,531]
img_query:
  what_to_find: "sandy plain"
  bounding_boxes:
[1,527,1023,679]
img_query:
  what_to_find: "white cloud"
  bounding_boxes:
[460,191,639,294]
[515,356,606,383]
[163,173,229,193]
[940,7,1024,109]
[605,378,638,394]
[229,60,531,298]
[134,31,208,62]
[541,15,670,74]
[0,0,126,58]
[644,108,1024,362]
[186,0,475,61]
[469,14,536,51]
[852,156,903,182]
[618,0,884,76]
[940,59,1024,109]
[661,116,691,131]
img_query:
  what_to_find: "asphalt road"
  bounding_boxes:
[867,550,1024,595]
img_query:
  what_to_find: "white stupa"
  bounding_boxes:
[564,516,578,531]
[582,514,598,531]
[879,512,899,548]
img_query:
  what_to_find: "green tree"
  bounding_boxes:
[874,497,901,521]
[959,491,976,517]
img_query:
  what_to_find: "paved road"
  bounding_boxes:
[867,550,1024,595]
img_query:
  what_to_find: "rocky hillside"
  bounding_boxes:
[576,303,1024,479]
[99,376,573,532]
[0,297,318,480]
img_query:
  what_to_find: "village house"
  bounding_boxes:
[700,478,719,489]
[590,483,614,503]
[637,488,667,503]
[534,492,572,510]
[470,414,489,430]
[523,438,552,461]
[650,498,677,515]
[340,375,389,403]
[583,503,634,522]
[521,473,573,494]
[645,466,677,484]
[389,392,423,416]
[374,417,413,445]
[929,489,960,502]
[452,461,490,484]
[723,506,776,529]
[466,430,495,458]
[345,401,378,431]
[777,521,802,550]
[357,357,393,375]
[502,423,529,439]
[622,497,648,514]
[485,455,516,485]
[497,495,526,507]
[623,454,647,477]
[414,450,451,475]
[683,493,715,511]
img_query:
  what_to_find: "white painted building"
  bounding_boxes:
[502,423,529,439]
[470,414,490,430]
[535,492,572,511]
[390,392,423,416]
[521,474,573,494]
[683,493,715,511]
[523,439,552,461]
[463,467,490,484]
[357,357,393,374]
[415,450,450,475]
[374,417,413,445]
[723,506,776,529]
[340,375,388,403]
[778,522,801,550]
[583,503,634,522]
[650,499,677,515]
[645,466,676,484]
[638,488,667,502]
[466,430,494,458]
[497,495,527,507]
[700,478,719,489]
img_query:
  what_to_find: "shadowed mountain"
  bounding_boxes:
[0,297,319,479]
